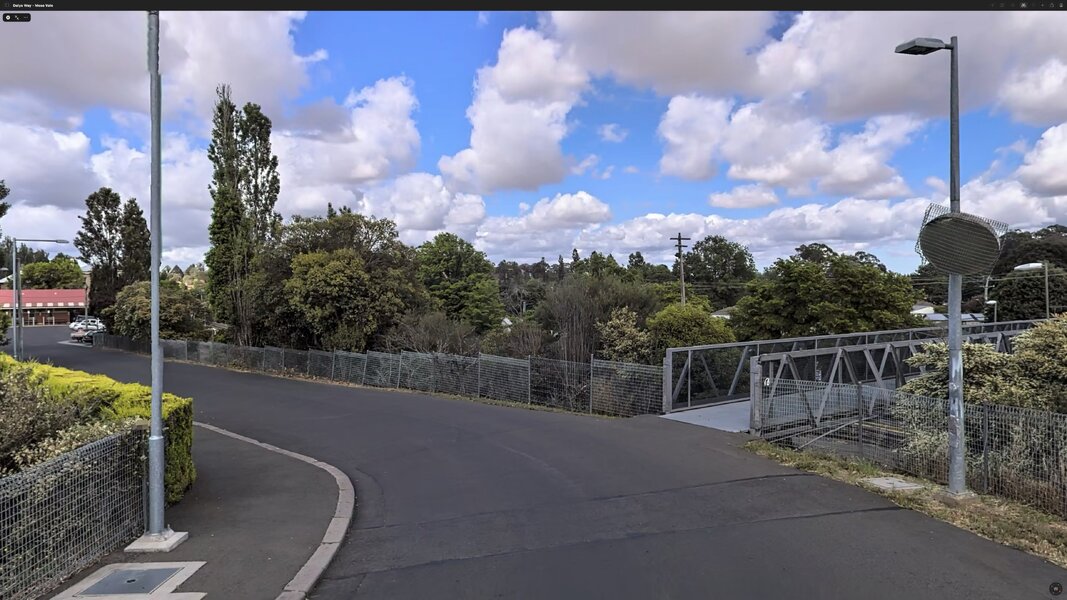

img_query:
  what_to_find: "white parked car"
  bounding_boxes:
[71,318,105,331]
[68,315,95,330]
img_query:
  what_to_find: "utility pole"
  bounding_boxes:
[671,233,690,305]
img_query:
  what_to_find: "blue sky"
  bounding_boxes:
[2,11,1066,273]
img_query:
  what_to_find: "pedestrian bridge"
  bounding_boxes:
[661,319,1039,432]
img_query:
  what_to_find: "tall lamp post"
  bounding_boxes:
[897,35,971,497]
[126,9,187,553]
[1013,261,1049,319]
[10,237,70,360]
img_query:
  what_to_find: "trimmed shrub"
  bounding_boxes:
[0,354,195,503]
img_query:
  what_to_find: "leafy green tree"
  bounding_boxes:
[595,307,653,363]
[416,233,503,332]
[118,198,150,286]
[985,265,1067,321]
[74,187,124,315]
[535,274,660,362]
[285,248,408,351]
[792,242,838,266]
[900,316,1067,412]
[110,279,210,342]
[1012,315,1067,411]
[993,225,1067,275]
[20,255,84,289]
[647,302,735,361]
[675,235,758,308]
[0,180,9,229]
[732,253,922,341]
[585,251,627,279]
[649,281,713,312]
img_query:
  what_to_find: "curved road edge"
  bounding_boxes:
[194,421,355,600]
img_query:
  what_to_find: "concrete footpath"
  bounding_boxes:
[51,423,345,599]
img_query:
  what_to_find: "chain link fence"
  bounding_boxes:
[0,430,146,600]
[754,378,1067,517]
[91,334,662,418]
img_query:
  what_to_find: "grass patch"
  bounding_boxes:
[746,439,1067,569]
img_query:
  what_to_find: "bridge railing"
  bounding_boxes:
[664,320,1040,412]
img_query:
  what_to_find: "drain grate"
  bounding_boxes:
[79,567,181,595]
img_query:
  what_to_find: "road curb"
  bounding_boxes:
[194,422,354,600]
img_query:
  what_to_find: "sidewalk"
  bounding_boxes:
[50,424,345,599]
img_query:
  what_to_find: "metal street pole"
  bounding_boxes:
[147,9,165,539]
[10,237,68,359]
[11,240,17,359]
[944,35,968,497]
[128,9,187,552]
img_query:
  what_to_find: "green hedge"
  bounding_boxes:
[0,354,195,503]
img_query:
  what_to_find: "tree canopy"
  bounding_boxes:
[21,255,84,289]
[731,252,921,340]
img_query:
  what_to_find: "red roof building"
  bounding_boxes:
[0,289,87,309]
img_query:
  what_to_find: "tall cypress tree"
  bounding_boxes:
[238,103,281,247]
[205,86,282,345]
[205,84,248,340]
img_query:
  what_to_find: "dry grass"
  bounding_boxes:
[746,439,1067,569]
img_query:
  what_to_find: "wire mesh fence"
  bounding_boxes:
[478,354,529,404]
[0,430,146,600]
[364,351,401,388]
[530,356,592,413]
[333,351,367,385]
[754,378,1067,517]
[91,334,664,419]
[308,349,335,380]
[592,359,663,417]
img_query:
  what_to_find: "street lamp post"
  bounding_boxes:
[985,300,997,323]
[897,35,970,497]
[1013,261,1050,319]
[10,238,70,360]
[126,9,187,553]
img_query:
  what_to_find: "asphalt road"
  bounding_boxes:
[22,326,1067,599]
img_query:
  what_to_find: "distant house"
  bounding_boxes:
[711,307,734,320]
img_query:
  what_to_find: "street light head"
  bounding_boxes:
[1013,262,1044,272]
[895,37,949,55]
[985,300,997,305]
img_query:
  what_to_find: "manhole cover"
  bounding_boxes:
[80,567,180,595]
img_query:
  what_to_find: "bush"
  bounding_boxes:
[0,354,195,503]
[0,362,91,474]
[647,302,735,358]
